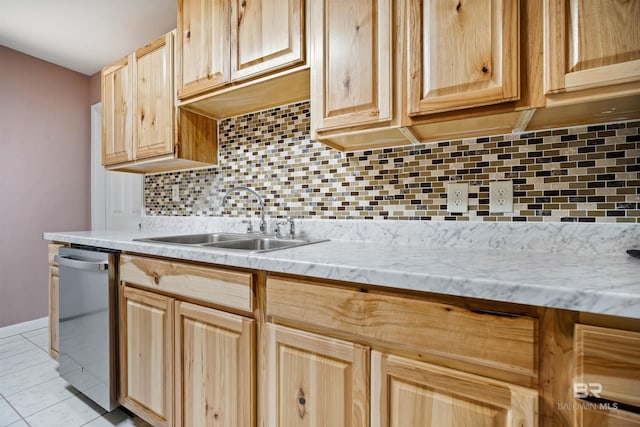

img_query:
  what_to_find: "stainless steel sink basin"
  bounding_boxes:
[202,238,311,252]
[134,233,327,253]
[137,233,247,245]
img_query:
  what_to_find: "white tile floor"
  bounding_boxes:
[0,326,150,427]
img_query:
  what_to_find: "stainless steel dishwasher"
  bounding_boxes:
[55,246,119,411]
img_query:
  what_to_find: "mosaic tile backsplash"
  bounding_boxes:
[145,101,640,223]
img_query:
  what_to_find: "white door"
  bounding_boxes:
[91,103,143,231]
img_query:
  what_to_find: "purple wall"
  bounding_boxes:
[0,46,92,327]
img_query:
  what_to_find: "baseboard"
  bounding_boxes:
[0,316,48,339]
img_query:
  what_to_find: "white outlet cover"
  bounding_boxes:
[172,184,180,202]
[447,182,469,213]
[489,180,513,213]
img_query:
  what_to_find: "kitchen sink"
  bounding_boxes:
[201,237,312,251]
[137,233,247,245]
[134,233,327,253]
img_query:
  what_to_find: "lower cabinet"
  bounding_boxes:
[174,301,255,427]
[371,352,538,427]
[119,255,256,427]
[264,323,370,427]
[47,243,63,359]
[121,286,174,426]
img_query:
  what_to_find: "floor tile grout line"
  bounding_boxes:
[11,385,82,421]
[2,393,32,426]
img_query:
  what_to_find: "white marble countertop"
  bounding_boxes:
[43,227,640,319]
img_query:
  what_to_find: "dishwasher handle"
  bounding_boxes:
[54,255,108,272]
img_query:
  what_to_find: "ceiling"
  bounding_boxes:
[0,0,177,76]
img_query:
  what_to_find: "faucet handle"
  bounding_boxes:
[241,219,253,233]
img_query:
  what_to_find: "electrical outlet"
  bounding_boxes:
[172,184,180,202]
[447,182,468,213]
[489,180,513,213]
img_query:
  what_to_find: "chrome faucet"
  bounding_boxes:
[221,186,267,234]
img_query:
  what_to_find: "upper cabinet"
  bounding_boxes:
[102,31,217,174]
[544,0,640,99]
[133,33,175,161]
[176,0,309,120]
[230,0,305,81]
[102,56,133,165]
[177,0,231,99]
[406,0,520,116]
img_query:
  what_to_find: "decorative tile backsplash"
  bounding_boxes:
[145,101,640,223]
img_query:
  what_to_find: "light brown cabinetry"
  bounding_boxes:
[102,56,133,165]
[47,243,63,359]
[310,0,400,149]
[264,323,369,427]
[544,0,640,100]
[265,274,539,427]
[574,324,640,426]
[133,33,175,161]
[371,352,538,427]
[177,0,308,119]
[175,301,255,427]
[407,0,520,115]
[102,31,217,174]
[120,286,174,426]
[119,254,256,427]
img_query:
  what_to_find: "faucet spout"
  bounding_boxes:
[221,186,267,234]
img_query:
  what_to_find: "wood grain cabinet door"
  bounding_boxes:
[265,323,369,427]
[371,351,538,427]
[120,286,174,427]
[310,0,394,132]
[174,301,255,427]
[544,0,640,95]
[48,266,59,359]
[230,0,305,81]
[133,32,175,161]
[177,0,231,99]
[406,0,519,115]
[102,56,133,165]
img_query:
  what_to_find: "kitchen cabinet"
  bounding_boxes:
[264,323,369,427]
[119,254,256,427]
[574,324,640,426]
[406,0,520,116]
[120,286,174,426]
[175,301,254,427]
[102,31,217,174]
[371,352,538,427]
[544,0,640,102]
[265,274,539,426]
[177,0,230,99]
[102,56,133,165]
[310,0,403,149]
[176,0,308,119]
[47,243,63,359]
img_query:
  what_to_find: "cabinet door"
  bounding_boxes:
[133,32,175,160]
[371,351,538,427]
[177,0,231,99]
[310,0,393,132]
[174,301,255,427]
[407,0,519,115]
[545,0,640,95]
[48,266,59,359]
[121,286,173,426]
[102,56,133,165]
[231,0,305,81]
[265,323,369,427]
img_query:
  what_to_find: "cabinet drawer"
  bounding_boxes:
[575,324,640,408]
[266,275,536,378]
[120,255,254,312]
